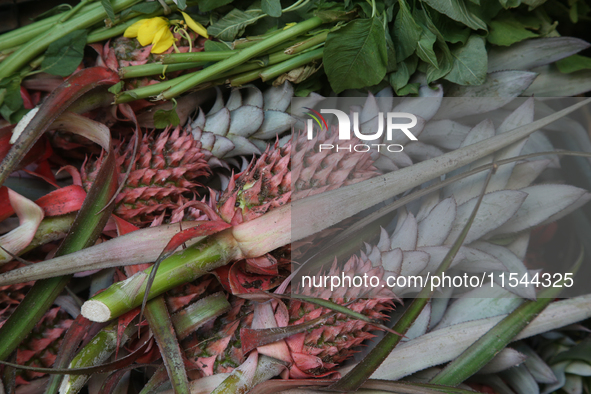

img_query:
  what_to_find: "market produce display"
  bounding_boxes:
[1,0,591,393]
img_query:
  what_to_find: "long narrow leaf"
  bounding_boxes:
[0,67,119,187]
[144,297,190,394]
[343,294,591,381]
[233,97,591,258]
[0,104,118,362]
[429,247,584,386]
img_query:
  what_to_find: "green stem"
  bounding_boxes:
[259,47,323,81]
[117,26,326,101]
[0,0,141,79]
[0,276,72,360]
[59,0,92,23]
[144,297,190,394]
[172,292,230,340]
[119,61,205,79]
[115,72,196,103]
[61,320,137,394]
[160,50,239,64]
[284,31,328,54]
[161,17,324,99]
[82,230,241,322]
[0,9,81,52]
[20,214,76,255]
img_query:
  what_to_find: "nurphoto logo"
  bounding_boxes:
[304,107,419,153]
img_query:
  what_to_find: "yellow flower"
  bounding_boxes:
[124,17,174,54]
[181,12,209,38]
[123,13,208,54]
[151,25,175,54]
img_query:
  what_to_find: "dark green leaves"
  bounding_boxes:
[445,35,487,85]
[207,9,265,41]
[323,18,388,93]
[420,0,487,30]
[41,29,87,77]
[488,11,539,46]
[0,76,24,123]
[262,0,282,18]
[153,101,180,129]
[101,0,116,24]
[557,54,591,73]
[197,0,234,12]
[393,0,422,61]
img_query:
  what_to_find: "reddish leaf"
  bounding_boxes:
[0,67,119,187]
[116,309,140,358]
[35,185,86,216]
[111,214,140,237]
[0,186,11,222]
[160,221,232,258]
[0,126,53,171]
[228,260,285,295]
[241,313,332,354]
[20,87,35,110]
[31,160,57,186]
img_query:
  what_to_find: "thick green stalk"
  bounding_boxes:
[118,30,326,100]
[144,296,190,394]
[60,320,137,394]
[119,62,206,79]
[260,47,323,81]
[160,50,239,64]
[115,72,196,103]
[81,230,241,322]
[161,17,324,99]
[20,213,76,255]
[171,292,230,340]
[0,276,72,360]
[0,0,141,79]
[0,6,90,52]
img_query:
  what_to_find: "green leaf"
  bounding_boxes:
[388,55,418,94]
[41,30,87,77]
[488,11,538,46]
[207,8,266,41]
[385,30,398,72]
[431,13,471,44]
[107,81,124,95]
[129,2,161,14]
[101,0,116,24]
[153,104,180,129]
[414,9,454,83]
[262,0,282,17]
[0,76,24,123]
[393,0,422,61]
[197,0,234,12]
[323,18,388,93]
[444,35,487,85]
[420,0,487,30]
[204,40,232,51]
[499,0,522,8]
[556,54,591,73]
[416,29,438,68]
[175,0,187,10]
[0,76,23,112]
